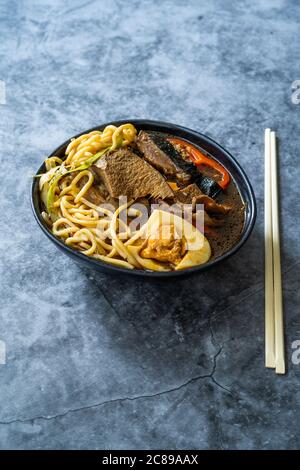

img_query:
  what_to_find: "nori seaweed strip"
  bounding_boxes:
[151,134,221,198]
[193,174,221,199]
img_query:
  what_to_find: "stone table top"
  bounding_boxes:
[0,0,300,450]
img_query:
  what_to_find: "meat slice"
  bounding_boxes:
[137,131,224,198]
[74,169,109,206]
[152,197,223,228]
[93,148,174,200]
[175,183,203,205]
[175,184,231,214]
[84,185,107,206]
[61,171,108,206]
[196,194,231,215]
[137,131,191,184]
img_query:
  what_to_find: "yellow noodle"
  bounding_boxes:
[45,156,63,171]
[60,196,98,227]
[109,201,141,268]
[74,172,94,203]
[65,228,97,256]
[40,123,145,269]
[65,123,136,168]
[93,254,134,270]
[53,218,79,238]
[80,197,114,217]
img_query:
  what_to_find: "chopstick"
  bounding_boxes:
[264,129,285,374]
[270,132,285,374]
[264,129,275,368]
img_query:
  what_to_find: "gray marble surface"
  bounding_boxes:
[0,0,300,450]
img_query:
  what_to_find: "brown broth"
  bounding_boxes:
[206,179,245,260]
[151,132,245,260]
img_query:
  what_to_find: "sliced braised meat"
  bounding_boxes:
[61,172,108,206]
[175,184,231,214]
[137,131,222,197]
[196,194,231,215]
[84,185,106,206]
[93,148,174,200]
[137,131,191,184]
[152,198,223,228]
[202,212,224,227]
[75,171,109,206]
[174,183,203,205]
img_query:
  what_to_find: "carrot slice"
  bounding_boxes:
[167,138,230,190]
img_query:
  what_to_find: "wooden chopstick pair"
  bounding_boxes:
[264,129,285,374]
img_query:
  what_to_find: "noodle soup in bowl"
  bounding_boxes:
[31,119,256,277]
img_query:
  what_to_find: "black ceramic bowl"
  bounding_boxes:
[31,119,256,278]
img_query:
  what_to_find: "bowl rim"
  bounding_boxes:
[31,119,257,278]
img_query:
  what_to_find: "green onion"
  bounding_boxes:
[46,146,111,216]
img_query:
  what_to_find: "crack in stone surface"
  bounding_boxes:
[84,273,142,337]
[212,285,263,321]
[208,304,236,398]
[0,373,213,426]
[0,344,231,426]
[209,259,298,326]
[0,266,256,427]
[91,277,120,318]
[211,376,234,396]
[207,314,233,449]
